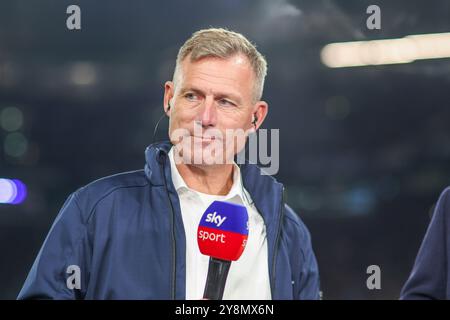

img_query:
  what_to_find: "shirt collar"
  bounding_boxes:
[168,147,189,192]
[168,146,250,205]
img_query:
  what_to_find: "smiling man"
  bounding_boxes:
[18,28,320,300]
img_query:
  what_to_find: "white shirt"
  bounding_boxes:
[168,147,272,300]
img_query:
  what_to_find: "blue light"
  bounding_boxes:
[0,178,27,204]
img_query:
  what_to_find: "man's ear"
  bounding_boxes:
[252,100,269,131]
[164,81,175,116]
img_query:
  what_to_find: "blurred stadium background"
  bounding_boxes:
[1,0,450,299]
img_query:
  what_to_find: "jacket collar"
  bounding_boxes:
[144,141,172,186]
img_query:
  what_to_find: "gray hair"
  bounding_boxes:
[173,28,268,102]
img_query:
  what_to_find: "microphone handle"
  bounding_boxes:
[203,257,232,300]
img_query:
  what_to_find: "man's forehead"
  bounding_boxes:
[178,54,254,94]
[181,54,253,77]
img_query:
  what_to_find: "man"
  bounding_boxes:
[400,187,450,299]
[18,28,320,299]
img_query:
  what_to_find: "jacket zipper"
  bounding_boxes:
[271,186,285,297]
[161,155,177,300]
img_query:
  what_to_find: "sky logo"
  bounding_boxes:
[205,211,227,227]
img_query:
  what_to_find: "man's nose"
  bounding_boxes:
[199,97,217,127]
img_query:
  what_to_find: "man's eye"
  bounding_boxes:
[185,93,198,101]
[218,99,235,107]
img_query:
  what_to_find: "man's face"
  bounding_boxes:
[164,54,267,167]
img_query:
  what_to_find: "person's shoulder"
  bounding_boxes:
[280,204,316,267]
[438,186,450,202]
[281,204,312,241]
[431,186,450,220]
[283,204,307,227]
[77,169,148,194]
[70,170,149,217]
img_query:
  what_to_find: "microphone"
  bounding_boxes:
[197,200,249,300]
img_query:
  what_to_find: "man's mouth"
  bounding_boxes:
[192,135,218,142]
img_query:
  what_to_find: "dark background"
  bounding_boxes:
[1,0,449,299]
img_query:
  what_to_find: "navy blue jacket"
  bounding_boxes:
[18,141,320,299]
[401,187,450,299]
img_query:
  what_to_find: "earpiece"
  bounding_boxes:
[252,114,258,126]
